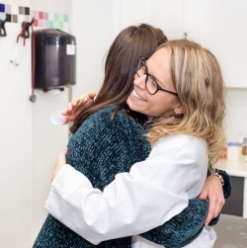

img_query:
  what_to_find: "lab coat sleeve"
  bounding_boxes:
[45,135,207,245]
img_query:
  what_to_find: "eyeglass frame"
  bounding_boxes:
[135,57,178,96]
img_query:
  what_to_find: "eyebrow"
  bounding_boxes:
[145,62,165,86]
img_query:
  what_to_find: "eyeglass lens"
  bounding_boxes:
[136,57,178,96]
[137,59,158,95]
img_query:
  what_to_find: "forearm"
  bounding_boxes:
[46,164,188,245]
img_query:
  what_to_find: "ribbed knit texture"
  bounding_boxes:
[219,169,232,199]
[33,106,150,248]
[33,106,227,247]
[141,199,208,248]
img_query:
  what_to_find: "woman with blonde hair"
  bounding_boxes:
[145,40,225,166]
[46,39,227,247]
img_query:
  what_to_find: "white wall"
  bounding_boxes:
[71,0,186,99]
[0,0,71,247]
[70,0,116,96]
[30,0,72,241]
[225,88,247,142]
[0,1,33,247]
[72,0,247,143]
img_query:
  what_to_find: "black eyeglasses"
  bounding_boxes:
[135,57,178,96]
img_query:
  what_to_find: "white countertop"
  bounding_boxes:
[217,159,247,177]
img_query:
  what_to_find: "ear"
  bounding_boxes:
[174,104,184,115]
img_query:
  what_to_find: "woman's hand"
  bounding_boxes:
[51,147,68,182]
[199,174,225,225]
[63,91,96,123]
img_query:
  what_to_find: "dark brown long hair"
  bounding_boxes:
[70,24,168,133]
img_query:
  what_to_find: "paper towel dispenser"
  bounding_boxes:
[33,29,76,91]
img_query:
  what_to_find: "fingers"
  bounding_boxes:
[62,98,82,123]
[62,102,73,123]
[87,91,97,99]
[200,174,226,225]
[204,197,225,226]
[67,93,92,111]
[62,102,73,116]
[204,212,214,226]
[72,97,81,106]
[198,188,207,200]
[78,91,96,104]
[62,91,97,123]
[62,147,68,155]
[204,194,217,225]
[58,147,67,163]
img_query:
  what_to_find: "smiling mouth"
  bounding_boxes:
[132,90,146,101]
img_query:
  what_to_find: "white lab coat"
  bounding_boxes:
[45,134,216,247]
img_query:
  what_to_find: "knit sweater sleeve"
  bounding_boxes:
[35,106,151,248]
[140,198,208,248]
[66,106,151,190]
[218,169,232,199]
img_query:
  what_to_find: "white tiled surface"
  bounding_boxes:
[217,159,247,177]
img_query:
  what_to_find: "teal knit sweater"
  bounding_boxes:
[33,106,230,248]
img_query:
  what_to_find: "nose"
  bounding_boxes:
[133,72,146,89]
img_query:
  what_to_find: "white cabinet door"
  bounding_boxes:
[116,0,184,41]
[184,0,247,88]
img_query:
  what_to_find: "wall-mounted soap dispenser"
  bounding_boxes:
[33,29,76,92]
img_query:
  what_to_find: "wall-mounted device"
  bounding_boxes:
[33,29,76,92]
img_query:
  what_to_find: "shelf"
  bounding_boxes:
[217,159,247,177]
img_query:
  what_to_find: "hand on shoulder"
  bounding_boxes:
[63,91,96,123]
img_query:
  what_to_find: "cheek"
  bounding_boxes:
[151,98,174,116]
[126,96,143,113]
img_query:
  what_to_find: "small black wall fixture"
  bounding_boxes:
[21,17,34,39]
[0,14,11,37]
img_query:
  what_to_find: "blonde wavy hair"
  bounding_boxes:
[147,39,226,165]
